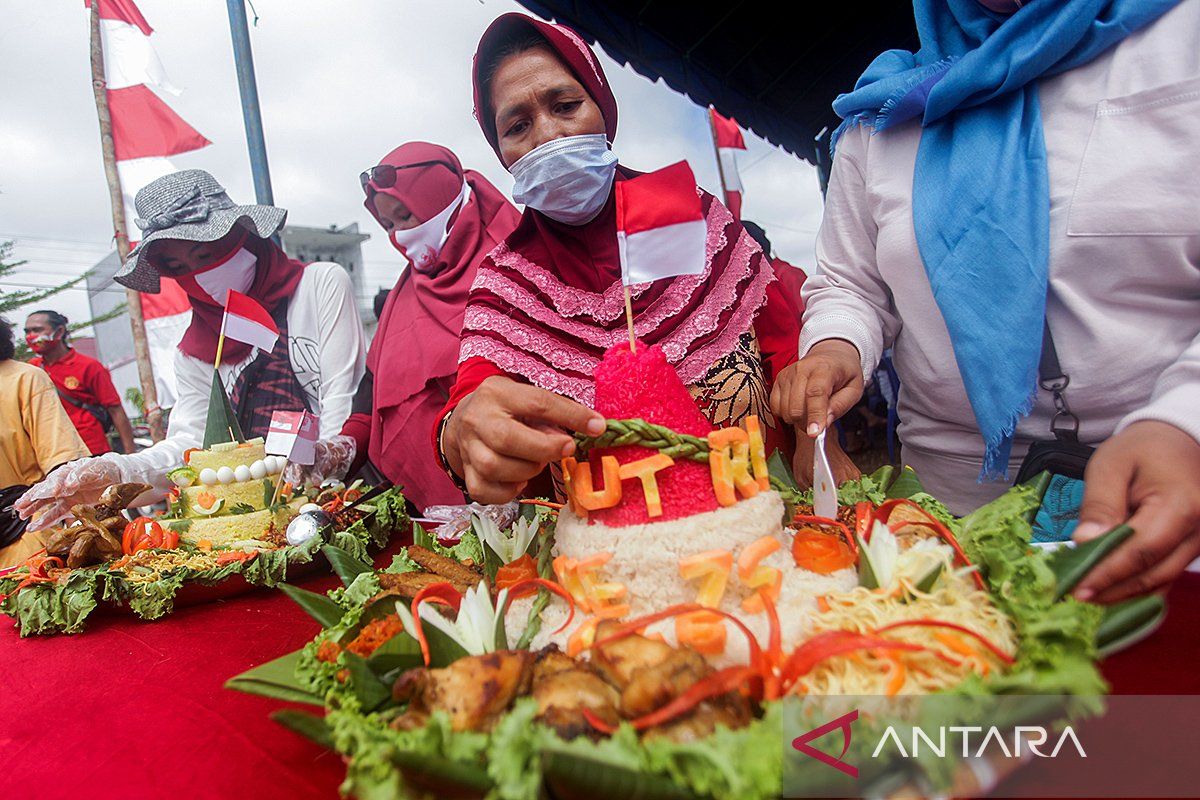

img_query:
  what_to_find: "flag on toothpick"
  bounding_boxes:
[222,290,280,354]
[709,107,747,219]
[615,161,707,286]
[265,411,319,466]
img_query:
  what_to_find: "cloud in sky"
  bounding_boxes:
[0,0,825,334]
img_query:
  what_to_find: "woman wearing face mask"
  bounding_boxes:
[777,0,1200,603]
[287,143,521,509]
[435,13,858,504]
[16,169,366,529]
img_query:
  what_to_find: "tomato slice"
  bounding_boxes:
[494,553,539,599]
[792,530,856,574]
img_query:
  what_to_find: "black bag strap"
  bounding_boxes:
[54,386,111,430]
[1039,320,1080,443]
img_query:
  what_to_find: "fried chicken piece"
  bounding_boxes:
[95,482,152,513]
[391,650,535,732]
[405,545,484,588]
[619,647,712,718]
[590,621,676,688]
[532,647,621,740]
[640,694,753,743]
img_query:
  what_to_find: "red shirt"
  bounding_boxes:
[30,349,121,455]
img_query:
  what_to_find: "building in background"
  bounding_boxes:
[86,222,372,414]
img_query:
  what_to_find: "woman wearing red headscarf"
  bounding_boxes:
[435,14,857,503]
[291,143,521,510]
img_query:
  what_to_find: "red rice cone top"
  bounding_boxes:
[587,341,720,526]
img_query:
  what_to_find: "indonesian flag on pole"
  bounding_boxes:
[709,107,747,219]
[88,0,210,407]
[86,0,211,241]
[615,161,707,286]
[223,290,280,354]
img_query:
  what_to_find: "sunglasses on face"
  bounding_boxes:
[359,160,447,192]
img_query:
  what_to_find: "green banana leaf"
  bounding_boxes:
[767,449,799,493]
[1020,470,1053,524]
[225,649,323,706]
[322,543,373,587]
[1097,594,1167,658]
[390,749,492,798]
[884,466,924,499]
[367,629,424,675]
[1048,524,1134,600]
[279,582,345,628]
[271,709,335,750]
[343,651,391,712]
[540,746,705,800]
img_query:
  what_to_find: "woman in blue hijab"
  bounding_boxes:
[773,0,1200,604]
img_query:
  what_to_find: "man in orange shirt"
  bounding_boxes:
[24,310,135,455]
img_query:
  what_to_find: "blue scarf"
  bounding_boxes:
[832,0,1177,479]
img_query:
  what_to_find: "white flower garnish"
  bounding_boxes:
[394,580,509,656]
[475,513,537,564]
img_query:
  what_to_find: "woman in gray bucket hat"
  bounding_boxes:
[16,170,367,528]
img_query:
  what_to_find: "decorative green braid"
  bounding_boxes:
[573,418,711,463]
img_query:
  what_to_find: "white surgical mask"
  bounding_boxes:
[175,246,257,307]
[509,133,617,226]
[388,182,470,273]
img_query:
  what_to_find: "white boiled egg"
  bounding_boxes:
[199,468,218,486]
[234,464,252,483]
[249,460,267,480]
[216,466,235,485]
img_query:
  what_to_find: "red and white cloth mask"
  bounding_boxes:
[387,181,469,273]
[174,240,258,307]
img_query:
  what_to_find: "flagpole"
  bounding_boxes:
[270,459,289,506]
[623,285,636,353]
[707,106,731,210]
[213,311,229,371]
[89,2,165,442]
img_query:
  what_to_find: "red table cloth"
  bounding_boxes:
[2,564,1196,800]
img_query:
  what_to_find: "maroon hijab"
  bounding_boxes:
[366,142,521,484]
[174,233,305,364]
[461,15,774,406]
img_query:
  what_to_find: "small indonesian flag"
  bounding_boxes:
[265,410,318,465]
[223,290,279,354]
[615,161,707,286]
[709,107,747,219]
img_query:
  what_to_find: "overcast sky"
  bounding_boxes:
[0,0,825,339]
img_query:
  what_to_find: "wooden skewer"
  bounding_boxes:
[623,283,636,352]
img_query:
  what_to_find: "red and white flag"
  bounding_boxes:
[709,107,747,219]
[615,161,707,286]
[265,411,318,465]
[223,290,279,354]
[87,0,211,240]
[88,0,211,408]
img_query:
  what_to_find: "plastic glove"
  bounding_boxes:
[15,456,124,532]
[283,435,357,489]
[420,501,519,545]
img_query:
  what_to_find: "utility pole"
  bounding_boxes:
[226,0,274,205]
[88,2,165,441]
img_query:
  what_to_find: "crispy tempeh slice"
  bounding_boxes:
[375,570,472,600]
[405,545,484,587]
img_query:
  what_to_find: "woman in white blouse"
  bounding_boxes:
[773,0,1200,604]
[17,170,366,528]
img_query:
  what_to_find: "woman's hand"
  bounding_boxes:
[1073,421,1200,603]
[443,376,606,504]
[792,428,862,489]
[283,435,357,488]
[771,340,865,436]
[15,457,123,531]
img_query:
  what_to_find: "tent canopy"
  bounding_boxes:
[516,2,918,165]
